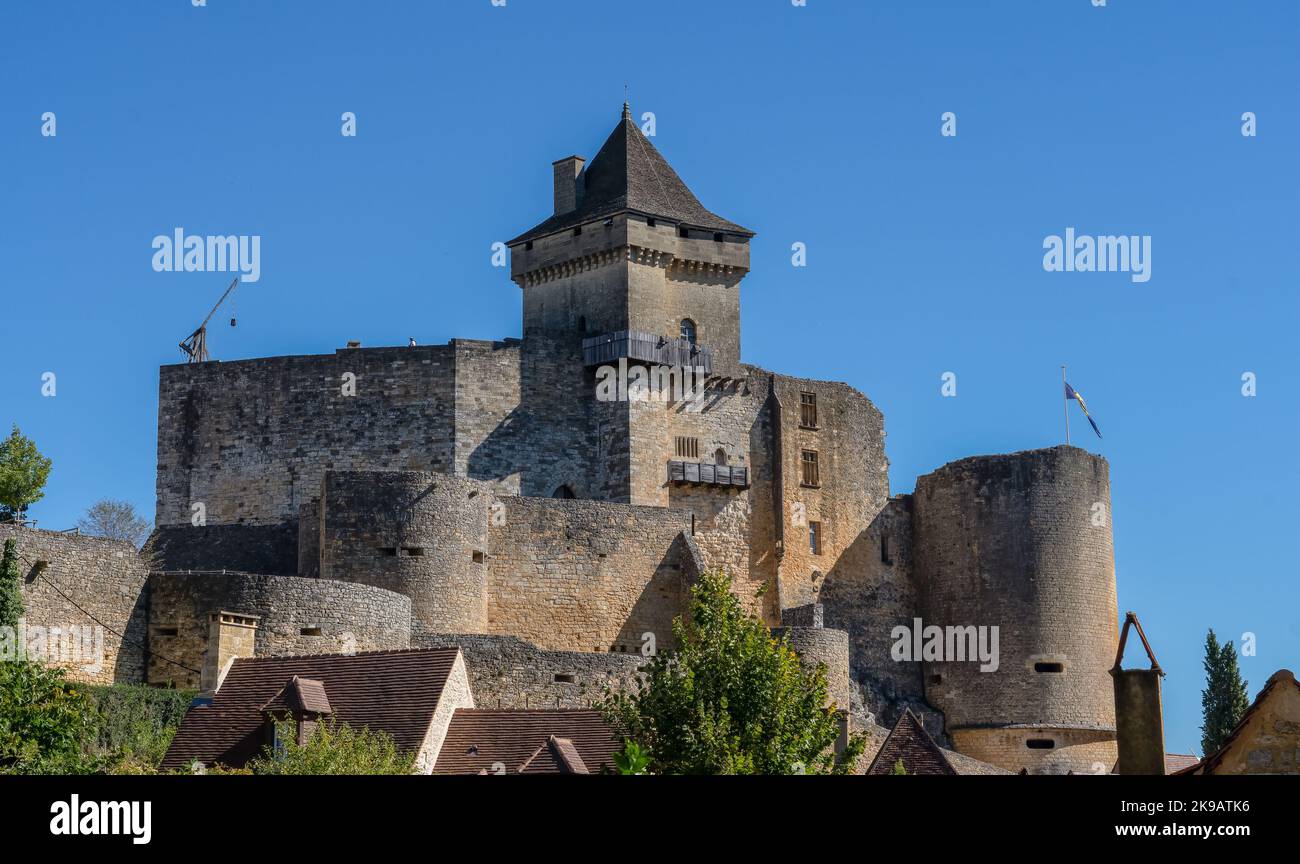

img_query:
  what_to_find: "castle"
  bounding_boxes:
[2,105,1121,774]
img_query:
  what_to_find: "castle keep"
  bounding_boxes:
[7,105,1121,774]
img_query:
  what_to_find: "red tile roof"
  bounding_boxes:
[161,648,460,771]
[262,676,334,716]
[434,709,618,775]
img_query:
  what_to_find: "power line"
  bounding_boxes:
[12,551,202,676]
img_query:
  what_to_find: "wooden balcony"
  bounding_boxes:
[582,330,713,376]
[668,460,749,488]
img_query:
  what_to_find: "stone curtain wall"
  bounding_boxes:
[420,634,645,710]
[485,496,693,654]
[148,572,411,688]
[0,525,148,685]
[155,345,461,528]
[319,472,490,639]
[912,446,1119,774]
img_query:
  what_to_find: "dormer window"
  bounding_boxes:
[680,319,697,345]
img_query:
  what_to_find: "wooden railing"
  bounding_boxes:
[582,330,713,376]
[668,460,749,488]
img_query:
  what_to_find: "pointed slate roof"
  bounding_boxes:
[865,710,957,776]
[509,104,753,245]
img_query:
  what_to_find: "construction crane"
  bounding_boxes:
[179,277,239,363]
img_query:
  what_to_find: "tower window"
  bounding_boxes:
[800,392,818,428]
[378,547,397,557]
[577,316,586,333]
[1034,662,1065,674]
[881,535,893,566]
[1026,739,1056,750]
[675,436,700,459]
[553,673,576,684]
[809,521,822,556]
[404,547,424,557]
[552,485,576,499]
[714,447,727,466]
[680,318,697,345]
[573,225,582,236]
[800,450,820,487]
[300,627,323,637]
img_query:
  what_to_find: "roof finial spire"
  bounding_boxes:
[623,84,630,119]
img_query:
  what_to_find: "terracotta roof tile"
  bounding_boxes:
[161,648,459,771]
[865,710,957,776]
[518,736,591,774]
[262,676,334,716]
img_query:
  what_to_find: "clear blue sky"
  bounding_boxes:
[2,0,1296,755]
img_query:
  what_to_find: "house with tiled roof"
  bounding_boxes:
[433,708,620,775]
[864,710,1012,776]
[161,648,474,773]
[1173,669,1300,775]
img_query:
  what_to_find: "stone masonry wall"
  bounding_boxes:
[485,496,693,654]
[0,525,148,685]
[148,572,411,688]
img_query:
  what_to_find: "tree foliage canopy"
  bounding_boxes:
[599,569,864,775]
[0,426,52,521]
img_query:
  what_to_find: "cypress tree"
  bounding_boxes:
[1200,628,1250,756]
[0,537,22,634]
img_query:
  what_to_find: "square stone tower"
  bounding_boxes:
[507,105,754,504]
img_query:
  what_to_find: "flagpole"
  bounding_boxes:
[1062,365,1070,446]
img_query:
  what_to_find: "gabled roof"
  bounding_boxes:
[433,709,618,775]
[509,104,753,245]
[518,736,591,775]
[262,676,333,716]
[160,648,460,771]
[1172,668,1299,775]
[865,710,957,775]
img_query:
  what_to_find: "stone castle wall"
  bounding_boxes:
[484,496,694,654]
[911,446,1119,774]
[148,572,411,688]
[319,471,490,639]
[0,525,148,685]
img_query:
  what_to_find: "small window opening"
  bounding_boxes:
[154,627,178,637]
[573,225,582,236]
[553,673,576,684]
[809,521,822,556]
[472,551,485,563]
[552,485,576,499]
[577,315,586,333]
[801,450,820,487]
[524,240,533,250]
[647,217,657,228]
[800,391,818,428]
[1034,662,1065,674]
[678,226,689,238]
[713,232,724,243]
[300,627,323,637]
[404,547,424,557]
[881,535,893,566]
[680,318,697,345]
[1026,739,1056,750]
[379,547,397,557]
[675,436,700,459]
[714,447,727,466]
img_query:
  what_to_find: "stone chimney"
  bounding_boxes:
[1110,612,1167,775]
[552,155,585,215]
[200,611,260,695]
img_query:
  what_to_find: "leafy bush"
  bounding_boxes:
[246,719,415,775]
[83,684,196,773]
[0,661,93,774]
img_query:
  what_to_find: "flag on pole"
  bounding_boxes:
[1064,382,1102,439]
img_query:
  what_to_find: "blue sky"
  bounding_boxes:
[2,0,1296,755]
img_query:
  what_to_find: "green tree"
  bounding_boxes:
[0,538,21,633]
[247,719,415,775]
[76,499,152,548]
[0,426,53,523]
[599,570,865,775]
[890,758,908,776]
[0,660,93,774]
[1200,629,1250,756]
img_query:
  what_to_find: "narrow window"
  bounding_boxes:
[553,673,576,684]
[800,392,818,428]
[714,447,727,466]
[300,627,323,637]
[573,225,582,236]
[1034,662,1065,674]
[929,674,942,686]
[154,626,178,637]
[472,550,485,563]
[675,436,700,459]
[801,450,820,487]
[680,318,697,345]
[713,232,724,243]
[404,547,424,557]
[881,535,892,565]
[379,547,397,557]
[577,315,586,333]
[809,521,822,555]
[678,226,689,238]
[647,217,657,228]
[1026,739,1056,750]
[524,240,534,250]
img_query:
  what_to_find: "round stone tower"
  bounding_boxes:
[911,446,1119,774]
[319,471,490,640]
